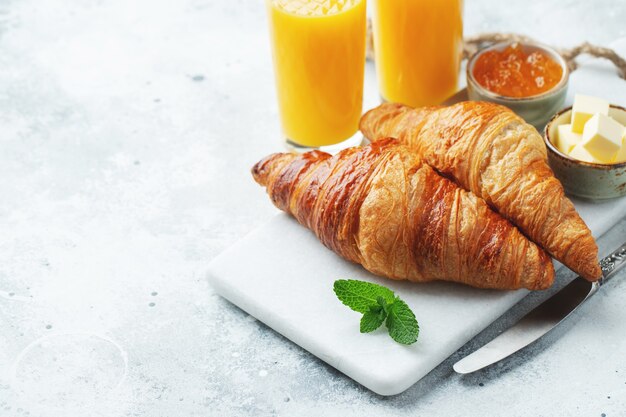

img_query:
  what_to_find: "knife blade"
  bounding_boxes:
[453,241,626,374]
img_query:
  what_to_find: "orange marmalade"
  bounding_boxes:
[472,43,564,98]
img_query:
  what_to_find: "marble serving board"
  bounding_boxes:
[208,39,626,396]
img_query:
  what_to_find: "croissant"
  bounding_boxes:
[360,102,601,281]
[252,139,554,290]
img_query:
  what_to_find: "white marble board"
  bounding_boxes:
[207,39,626,396]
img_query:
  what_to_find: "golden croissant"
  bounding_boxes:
[252,139,554,290]
[360,102,601,281]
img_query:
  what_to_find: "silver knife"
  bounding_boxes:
[453,241,626,374]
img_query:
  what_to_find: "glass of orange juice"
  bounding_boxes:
[372,0,463,108]
[267,0,366,151]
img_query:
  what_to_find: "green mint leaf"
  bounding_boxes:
[385,299,419,345]
[376,296,390,314]
[334,279,420,345]
[360,309,386,333]
[333,279,396,314]
[369,304,383,314]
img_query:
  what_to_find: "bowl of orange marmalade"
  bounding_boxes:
[467,41,569,129]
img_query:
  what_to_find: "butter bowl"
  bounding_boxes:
[544,105,626,200]
[467,41,569,130]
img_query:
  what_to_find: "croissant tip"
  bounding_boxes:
[251,153,281,186]
[579,263,603,282]
[250,161,264,185]
[532,273,554,291]
[522,250,556,291]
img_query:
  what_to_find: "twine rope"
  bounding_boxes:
[464,33,626,80]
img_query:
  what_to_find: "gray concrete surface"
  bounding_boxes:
[0,0,625,415]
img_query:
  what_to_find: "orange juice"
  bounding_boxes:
[267,0,366,148]
[372,0,463,107]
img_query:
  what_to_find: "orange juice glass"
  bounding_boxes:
[372,0,463,107]
[267,0,366,150]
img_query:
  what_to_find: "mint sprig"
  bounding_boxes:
[333,279,395,313]
[333,280,420,345]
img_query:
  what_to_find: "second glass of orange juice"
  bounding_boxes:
[372,0,463,108]
[267,0,366,151]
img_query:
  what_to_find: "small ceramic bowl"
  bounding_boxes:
[544,105,626,200]
[467,41,569,130]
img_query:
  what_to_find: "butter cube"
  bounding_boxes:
[569,143,601,163]
[581,113,624,162]
[556,124,582,153]
[614,135,626,163]
[571,94,609,133]
[608,107,626,126]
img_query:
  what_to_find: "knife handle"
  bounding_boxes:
[599,242,626,286]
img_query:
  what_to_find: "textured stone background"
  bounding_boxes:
[0,0,625,416]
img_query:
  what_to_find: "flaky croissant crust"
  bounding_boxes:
[360,102,601,281]
[253,139,554,290]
